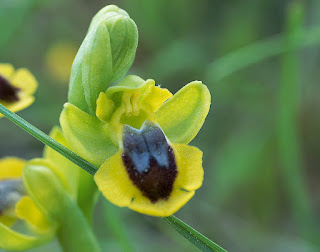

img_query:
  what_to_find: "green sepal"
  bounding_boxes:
[81,21,112,114]
[21,161,100,251]
[22,159,71,223]
[67,44,88,113]
[106,75,146,92]
[60,102,118,167]
[0,223,54,251]
[57,192,101,252]
[68,5,138,115]
[88,5,129,31]
[43,126,79,199]
[44,127,99,222]
[155,81,211,144]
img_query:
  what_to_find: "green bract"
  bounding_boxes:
[68,5,138,115]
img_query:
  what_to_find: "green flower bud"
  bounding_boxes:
[68,5,138,115]
[22,159,70,222]
[22,159,100,252]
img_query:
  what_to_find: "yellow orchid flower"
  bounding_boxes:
[0,157,55,251]
[0,63,38,118]
[60,75,211,216]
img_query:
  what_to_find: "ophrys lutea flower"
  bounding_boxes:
[0,63,38,118]
[0,127,98,251]
[61,75,211,216]
[0,157,55,251]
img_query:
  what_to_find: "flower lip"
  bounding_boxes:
[0,179,25,215]
[0,75,20,103]
[122,121,177,203]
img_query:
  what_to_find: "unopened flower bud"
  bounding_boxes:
[22,159,69,222]
[68,5,138,115]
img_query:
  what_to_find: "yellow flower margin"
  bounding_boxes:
[95,143,204,216]
[0,63,38,118]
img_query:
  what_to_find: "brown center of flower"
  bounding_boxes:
[0,75,20,103]
[122,121,177,203]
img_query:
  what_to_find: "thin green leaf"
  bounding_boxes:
[162,215,227,252]
[0,104,97,175]
[57,196,100,252]
[102,199,135,252]
[206,25,320,82]
[211,129,269,206]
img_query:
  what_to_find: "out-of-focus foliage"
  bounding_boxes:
[1,0,320,251]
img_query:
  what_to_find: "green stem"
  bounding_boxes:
[0,104,97,175]
[277,1,318,242]
[162,216,227,252]
[0,105,227,251]
[57,197,100,252]
[102,200,135,252]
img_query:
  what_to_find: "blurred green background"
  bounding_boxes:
[1,0,320,251]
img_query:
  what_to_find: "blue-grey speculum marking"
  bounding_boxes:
[0,179,26,215]
[122,121,177,203]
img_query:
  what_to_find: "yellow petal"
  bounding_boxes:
[0,63,14,79]
[0,157,25,179]
[141,85,172,112]
[96,92,116,122]
[172,144,204,191]
[0,96,34,118]
[11,68,38,95]
[94,143,203,217]
[94,151,133,208]
[106,76,156,106]
[15,196,55,234]
[155,81,211,144]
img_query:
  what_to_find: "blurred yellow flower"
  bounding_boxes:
[45,41,78,83]
[0,157,54,251]
[0,64,38,118]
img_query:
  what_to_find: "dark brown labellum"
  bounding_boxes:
[0,75,20,103]
[122,121,177,203]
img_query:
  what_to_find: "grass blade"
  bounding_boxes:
[162,215,227,252]
[277,2,318,243]
[0,104,97,175]
[206,25,320,82]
